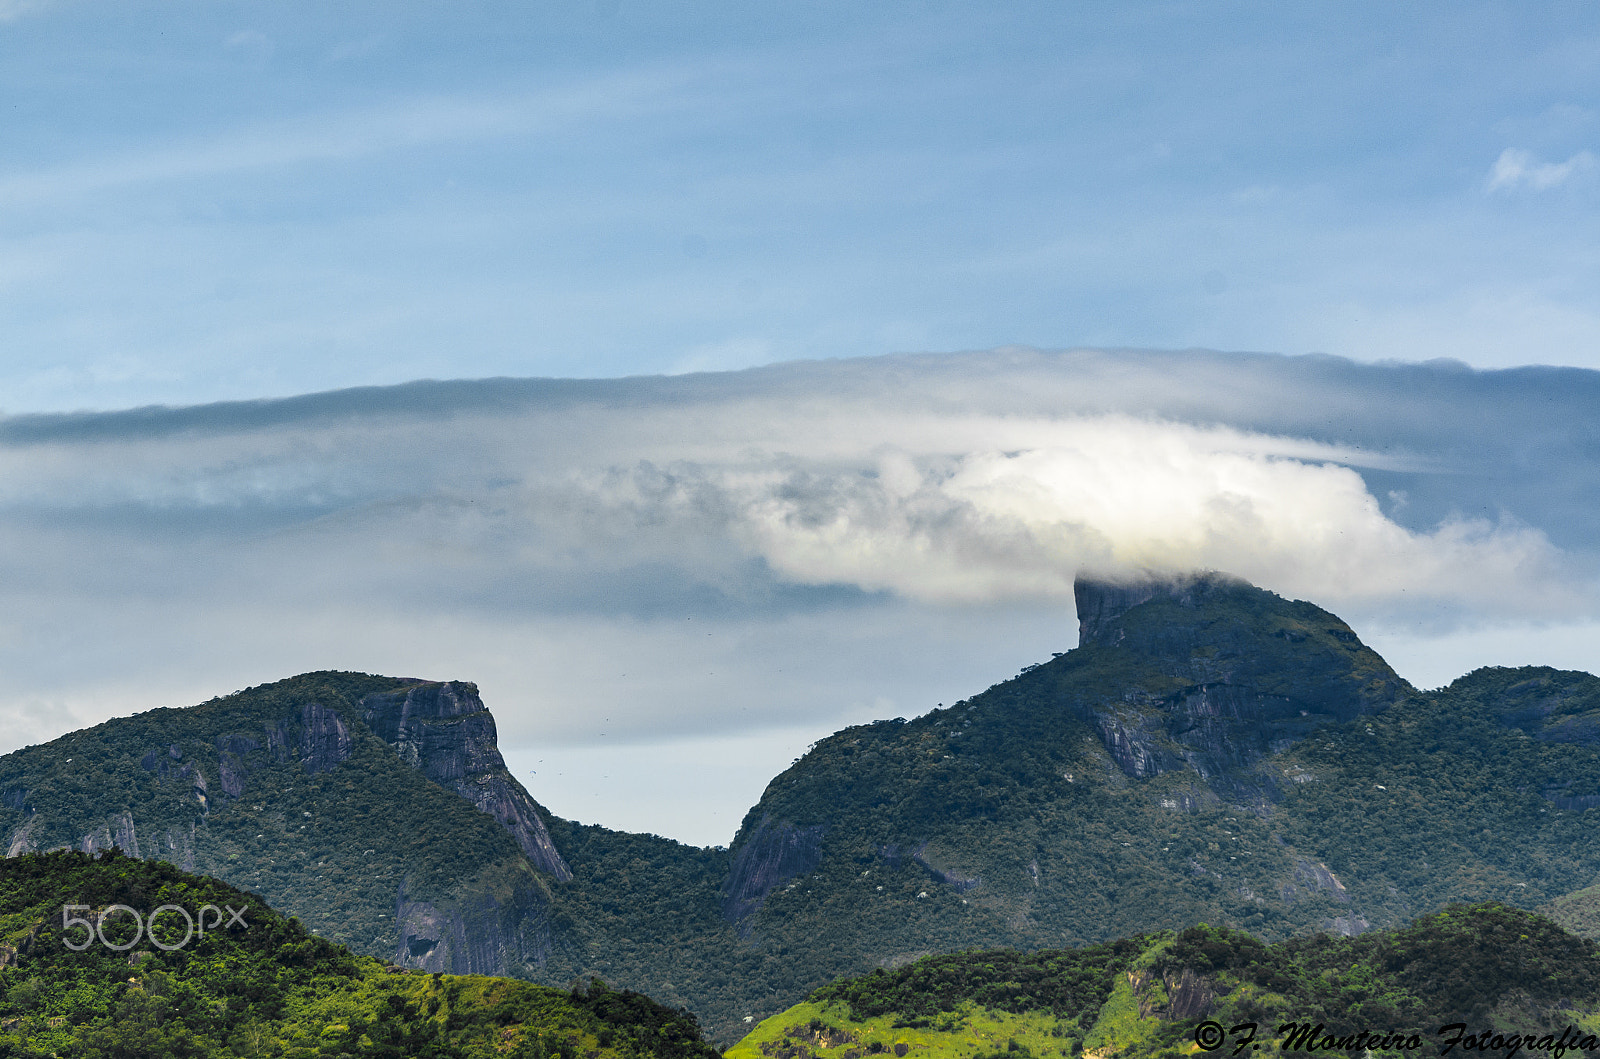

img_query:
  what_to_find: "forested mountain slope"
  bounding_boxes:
[0,673,566,978]
[5,573,1600,1045]
[716,575,1600,1016]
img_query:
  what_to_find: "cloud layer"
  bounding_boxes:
[3,349,1597,843]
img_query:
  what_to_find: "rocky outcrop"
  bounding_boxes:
[1487,670,1600,746]
[1133,966,1215,1020]
[300,703,352,773]
[1325,914,1371,936]
[262,702,353,774]
[161,822,197,871]
[140,746,213,812]
[361,682,571,881]
[393,872,555,975]
[1163,967,1215,1019]
[0,920,42,970]
[6,815,38,857]
[1092,706,1172,779]
[131,703,351,816]
[78,812,140,857]
[721,815,825,923]
[1291,858,1350,902]
[1075,573,1216,648]
[216,735,258,797]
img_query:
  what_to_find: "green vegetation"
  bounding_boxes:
[538,820,785,1041]
[1274,666,1600,926]
[0,849,719,1059]
[1541,880,1600,940]
[811,941,1145,1026]
[729,905,1600,1059]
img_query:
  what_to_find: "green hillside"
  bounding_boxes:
[538,819,786,1040]
[1273,665,1600,926]
[728,904,1600,1059]
[0,848,718,1059]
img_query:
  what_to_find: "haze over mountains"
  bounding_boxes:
[5,570,1599,1044]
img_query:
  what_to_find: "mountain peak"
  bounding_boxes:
[1065,569,1411,792]
[1074,570,1247,648]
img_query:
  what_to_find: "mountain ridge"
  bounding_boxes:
[4,572,1599,1044]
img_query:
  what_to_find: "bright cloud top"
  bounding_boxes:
[700,421,1565,613]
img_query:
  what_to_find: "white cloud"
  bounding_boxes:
[524,414,1575,617]
[1487,147,1598,192]
[1,381,1582,623]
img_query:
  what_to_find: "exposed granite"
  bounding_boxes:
[721,814,825,923]
[361,681,572,881]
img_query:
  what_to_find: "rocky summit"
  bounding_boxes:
[1066,571,1408,794]
[4,572,1600,1044]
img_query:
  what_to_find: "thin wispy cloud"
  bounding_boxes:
[1486,147,1598,192]
[0,71,682,209]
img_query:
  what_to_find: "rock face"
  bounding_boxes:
[361,681,572,882]
[1074,573,1207,648]
[1070,571,1410,798]
[720,815,825,923]
[393,869,555,974]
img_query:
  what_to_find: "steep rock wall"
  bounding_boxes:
[721,815,825,923]
[393,870,555,975]
[361,681,572,881]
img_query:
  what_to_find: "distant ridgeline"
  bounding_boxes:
[727,903,1600,1059]
[0,848,719,1059]
[4,572,1600,1045]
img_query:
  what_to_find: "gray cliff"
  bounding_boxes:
[361,681,572,881]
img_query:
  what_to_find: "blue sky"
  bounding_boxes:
[3,1,1600,412]
[3,2,1600,846]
